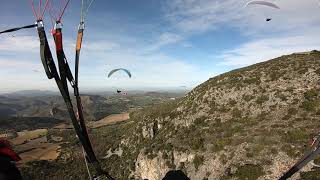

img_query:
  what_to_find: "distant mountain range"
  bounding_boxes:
[2,90,58,97]
[0,91,184,132]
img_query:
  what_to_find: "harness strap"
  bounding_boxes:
[0,24,37,34]
[73,20,114,179]
[29,1,113,179]
[36,21,100,167]
[279,135,320,179]
[37,23,56,79]
[54,25,69,93]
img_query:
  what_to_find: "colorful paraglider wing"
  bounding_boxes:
[108,68,132,78]
[245,1,280,9]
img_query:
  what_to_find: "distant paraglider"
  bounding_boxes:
[116,89,128,96]
[245,1,280,9]
[108,68,132,78]
[245,1,280,22]
[108,69,131,96]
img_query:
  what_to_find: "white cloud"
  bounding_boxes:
[218,34,320,66]
[2,0,320,92]
[146,32,183,51]
[165,0,320,35]
[0,57,41,69]
[162,0,320,67]
[76,50,209,89]
[0,35,39,53]
[164,0,244,33]
[0,57,55,92]
[82,41,120,52]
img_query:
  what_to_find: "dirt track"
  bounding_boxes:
[14,135,61,163]
[90,113,130,128]
[12,129,48,145]
[53,113,130,130]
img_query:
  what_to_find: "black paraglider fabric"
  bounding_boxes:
[0,157,22,180]
[53,28,72,95]
[162,170,190,180]
[27,1,113,179]
[38,26,56,79]
[279,148,320,179]
[51,24,112,179]
[108,68,132,78]
[279,136,320,179]
[0,24,37,34]
[36,22,113,179]
[73,8,112,178]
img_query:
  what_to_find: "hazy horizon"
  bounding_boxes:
[0,86,192,94]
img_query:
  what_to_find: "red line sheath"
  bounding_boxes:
[58,0,71,21]
[29,0,38,19]
[40,0,50,20]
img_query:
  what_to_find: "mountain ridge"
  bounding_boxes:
[21,50,320,179]
[121,50,320,179]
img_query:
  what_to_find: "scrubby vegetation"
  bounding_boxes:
[19,51,320,179]
[0,117,64,132]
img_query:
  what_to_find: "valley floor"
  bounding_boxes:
[4,113,130,164]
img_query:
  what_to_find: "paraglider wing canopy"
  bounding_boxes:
[108,68,132,78]
[245,1,280,9]
[245,1,279,22]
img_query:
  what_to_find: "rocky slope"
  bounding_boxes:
[22,51,320,179]
[115,50,320,179]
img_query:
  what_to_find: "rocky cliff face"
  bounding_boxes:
[105,50,320,179]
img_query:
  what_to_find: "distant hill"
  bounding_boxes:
[0,92,181,132]
[144,91,183,98]
[2,90,58,97]
[0,116,64,132]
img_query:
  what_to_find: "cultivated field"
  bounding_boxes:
[90,113,129,128]
[7,113,130,164]
[12,129,48,145]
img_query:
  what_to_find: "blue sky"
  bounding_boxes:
[0,0,320,92]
